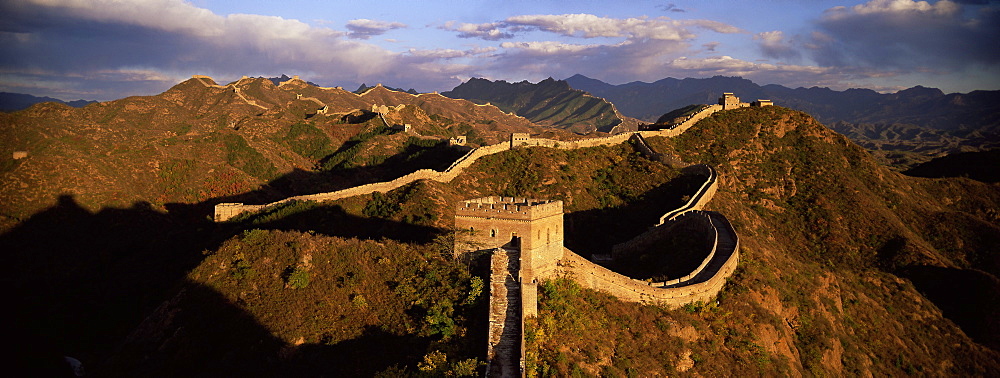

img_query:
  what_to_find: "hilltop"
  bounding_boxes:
[2,83,998,376]
[567,74,1000,168]
[443,77,638,133]
[0,75,590,229]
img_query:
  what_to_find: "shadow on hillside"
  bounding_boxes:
[236,203,444,244]
[3,195,221,374]
[101,281,432,376]
[564,171,707,258]
[212,141,467,206]
[901,265,1000,351]
[3,191,447,373]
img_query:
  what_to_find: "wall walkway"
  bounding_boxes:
[212,103,723,221]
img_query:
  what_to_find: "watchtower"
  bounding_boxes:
[719,92,748,110]
[454,197,564,275]
[455,196,563,323]
[510,133,530,148]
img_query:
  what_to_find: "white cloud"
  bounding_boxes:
[407,48,467,59]
[505,14,691,40]
[0,0,473,98]
[441,21,513,40]
[443,14,740,42]
[499,41,601,55]
[346,18,406,40]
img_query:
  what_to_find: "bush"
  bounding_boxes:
[283,265,310,289]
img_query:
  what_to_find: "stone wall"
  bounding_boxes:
[558,210,739,308]
[212,98,726,222]
[610,165,717,258]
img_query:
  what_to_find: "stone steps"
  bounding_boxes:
[488,248,522,377]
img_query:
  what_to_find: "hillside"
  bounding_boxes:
[443,77,637,133]
[904,148,1000,183]
[0,75,585,230]
[568,74,1000,168]
[3,86,999,375]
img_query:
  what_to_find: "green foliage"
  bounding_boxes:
[463,276,483,306]
[320,123,391,170]
[283,122,334,159]
[240,228,269,245]
[417,350,482,377]
[230,259,254,280]
[363,191,401,218]
[282,265,310,289]
[236,200,318,225]
[221,133,277,180]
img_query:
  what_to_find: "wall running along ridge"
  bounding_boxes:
[212,103,724,221]
[208,93,748,378]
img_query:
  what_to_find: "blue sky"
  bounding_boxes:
[1,0,998,101]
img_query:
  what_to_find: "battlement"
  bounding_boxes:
[456,196,563,221]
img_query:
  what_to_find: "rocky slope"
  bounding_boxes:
[443,77,638,133]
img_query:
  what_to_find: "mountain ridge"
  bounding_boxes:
[443,77,639,133]
[0,92,97,112]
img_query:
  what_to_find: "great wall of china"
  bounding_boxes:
[209,85,769,377]
[212,101,726,222]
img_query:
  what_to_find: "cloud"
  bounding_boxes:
[754,31,800,60]
[505,14,691,40]
[658,3,686,12]
[346,19,406,40]
[442,14,744,87]
[499,41,602,55]
[443,14,741,42]
[809,0,1000,70]
[0,0,468,99]
[441,21,513,40]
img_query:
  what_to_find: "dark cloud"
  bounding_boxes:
[809,1,1000,70]
[345,19,406,40]
[754,31,800,60]
[658,3,686,12]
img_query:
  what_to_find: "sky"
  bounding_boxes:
[1,0,998,101]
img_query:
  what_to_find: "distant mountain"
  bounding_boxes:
[0,92,96,112]
[567,74,1000,168]
[262,74,320,87]
[443,77,638,133]
[355,83,419,95]
[565,74,1000,129]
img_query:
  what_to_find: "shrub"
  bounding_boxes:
[283,265,310,289]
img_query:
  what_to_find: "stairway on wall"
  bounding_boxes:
[487,248,522,377]
[697,212,738,282]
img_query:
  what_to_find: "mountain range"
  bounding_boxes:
[565,74,1000,168]
[442,77,638,133]
[0,92,96,112]
[2,74,998,375]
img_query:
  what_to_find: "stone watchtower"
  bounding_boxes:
[719,92,748,110]
[454,196,564,280]
[455,197,564,376]
[454,197,564,315]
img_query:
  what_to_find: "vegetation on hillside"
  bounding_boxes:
[3,83,998,376]
[444,77,625,133]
